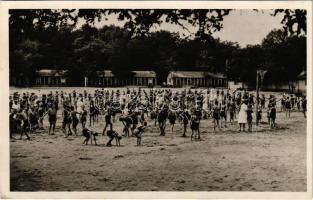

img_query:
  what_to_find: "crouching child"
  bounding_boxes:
[82,128,99,145]
[106,130,122,146]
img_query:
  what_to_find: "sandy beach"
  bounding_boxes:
[10,109,306,191]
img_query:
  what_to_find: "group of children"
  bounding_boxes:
[9,88,307,145]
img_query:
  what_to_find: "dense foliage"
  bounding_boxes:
[9,9,306,86]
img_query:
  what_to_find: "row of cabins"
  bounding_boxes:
[10,69,306,93]
[10,69,228,88]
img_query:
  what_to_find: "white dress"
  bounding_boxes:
[238,103,248,124]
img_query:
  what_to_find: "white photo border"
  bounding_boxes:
[0,1,312,199]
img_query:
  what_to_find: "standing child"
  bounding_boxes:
[47,105,57,135]
[130,110,139,136]
[247,104,253,132]
[181,109,191,137]
[17,108,31,140]
[229,100,236,123]
[220,101,227,128]
[80,105,87,129]
[102,109,113,135]
[63,106,72,137]
[157,105,168,136]
[301,96,307,118]
[212,101,220,132]
[269,103,276,129]
[71,106,79,136]
[168,110,176,133]
[285,96,291,118]
[134,121,147,146]
[190,114,200,141]
[89,101,96,126]
[296,97,301,111]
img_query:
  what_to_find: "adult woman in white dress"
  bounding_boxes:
[238,99,248,132]
[76,97,84,118]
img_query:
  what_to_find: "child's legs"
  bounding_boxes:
[67,123,72,134]
[49,123,52,134]
[102,123,108,134]
[25,130,31,139]
[162,122,166,134]
[213,120,217,130]
[158,122,162,133]
[52,122,55,132]
[62,121,66,133]
[107,137,114,145]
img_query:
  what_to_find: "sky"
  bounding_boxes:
[78,10,284,47]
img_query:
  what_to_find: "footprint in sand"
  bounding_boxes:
[98,177,110,182]
[12,155,28,158]
[242,182,252,187]
[79,157,92,160]
[176,180,185,184]
[214,178,224,183]
[114,155,124,159]
[42,156,50,159]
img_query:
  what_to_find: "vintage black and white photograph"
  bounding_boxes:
[1,1,312,197]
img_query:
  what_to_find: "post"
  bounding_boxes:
[84,76,88,87]
[256,71,259,126]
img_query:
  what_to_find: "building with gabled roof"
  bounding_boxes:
[88,70,157,87]
[35,69,68,86]
[167,71,227,88]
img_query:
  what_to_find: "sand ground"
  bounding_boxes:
[10,108,306,191]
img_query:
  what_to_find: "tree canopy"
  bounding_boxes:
[9,9,307,86]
